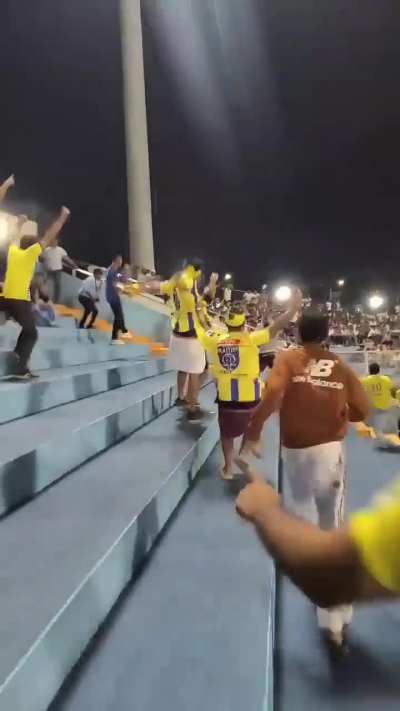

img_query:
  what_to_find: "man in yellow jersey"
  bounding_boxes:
[144,259,216,420]
[236,464,400,625]
[197,290,302,479]
[361,362,398,433]
[1,205,71,379]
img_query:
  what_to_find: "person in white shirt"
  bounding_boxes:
[43,239,76,303]
[78,268,103,329]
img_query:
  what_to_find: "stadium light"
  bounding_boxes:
[275,285,292,303]
[369,294,384,311]
[262,283,267,291]
[337,279,345,288]
[224,273,232,281]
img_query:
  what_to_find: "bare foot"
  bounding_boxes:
[221,467,234,481]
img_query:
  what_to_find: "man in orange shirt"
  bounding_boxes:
[242,310,369,648]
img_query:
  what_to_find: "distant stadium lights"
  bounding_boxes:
[275,285,292,303]
[337,279,345,288]
[369,294,384,310]
[262,283,267,291]
[224,273,232,281]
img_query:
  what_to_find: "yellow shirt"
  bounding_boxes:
[198,327,270,402]
[350,480,400,592]
[160,267,200,335]
[360,374,394,410]
[3,243,42,301]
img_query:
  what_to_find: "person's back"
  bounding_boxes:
[209,325,269,403]
[279,345,359,448]
[361,372,394,411]
[3,242,42,301]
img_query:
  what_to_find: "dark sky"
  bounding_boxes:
[3,1,400,290]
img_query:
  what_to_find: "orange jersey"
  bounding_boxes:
[248,346,369,448]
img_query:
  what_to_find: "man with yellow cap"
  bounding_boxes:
[197,290,302,479]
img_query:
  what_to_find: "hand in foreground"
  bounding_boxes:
[5,174,15,188]
[235,459,280,522]
[210,272,219,284]
[61,206,71,220]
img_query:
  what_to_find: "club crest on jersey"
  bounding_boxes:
[218,344,240,373]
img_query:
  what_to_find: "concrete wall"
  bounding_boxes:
[60,272,171,344]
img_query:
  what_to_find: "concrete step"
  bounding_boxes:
[0,323,110,349]
[0,342,149,377]
[0,358,169,424]
[50,415,280,711]
[0,371,178,515]
[0,386,218,711]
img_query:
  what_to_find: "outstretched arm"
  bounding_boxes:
[235,464,394,607]
[268,288,303,339]
[0,174,15,203]
[40,206,70,249]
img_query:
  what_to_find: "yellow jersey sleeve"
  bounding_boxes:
[159,279,175,297]
[350,482,400,592]
[249,328,270,347]
[196,325,218,350]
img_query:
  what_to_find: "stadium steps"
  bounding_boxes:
[0,358,170,424]
[0,340,149,378]
[50,415,280,711]
[0,369,179,515]
[0,385,218,711]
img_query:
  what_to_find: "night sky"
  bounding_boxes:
[3,1,400,292]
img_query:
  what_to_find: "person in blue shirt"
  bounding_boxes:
[106,255,130,344]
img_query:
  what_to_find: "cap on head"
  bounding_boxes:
[226,302,246,329]
[298,309,329,344]
[184,256,203,277]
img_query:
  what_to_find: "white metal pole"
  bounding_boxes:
[120,0,155,270]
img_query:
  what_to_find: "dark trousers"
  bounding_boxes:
[47,270,62,303]
[78,295,98,328]
[109,299,127,340]
[4,299,38,370]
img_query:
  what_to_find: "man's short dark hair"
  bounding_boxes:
[298,310,329,344]
[93,268,103,278]
[369,362,380,375]
[19,236,38,250]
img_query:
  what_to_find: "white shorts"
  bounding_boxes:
[282,441,351,632]
[282,440,345,528]
[168,334,206,375]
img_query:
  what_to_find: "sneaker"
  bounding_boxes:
[14,369,39,380]
[111,339,126,345]
[121,331,133,340]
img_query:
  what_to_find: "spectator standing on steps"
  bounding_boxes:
[43,238,76,304]
[78,268,103,329]
[106,255,131,345]
[1,204,71,379]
